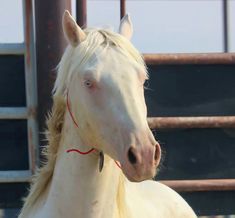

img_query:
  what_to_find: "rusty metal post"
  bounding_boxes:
[76,0,87,28]
[222,0,229,52]
[35,0,71,147]
[23,0,39,172]
[120,0,126,19]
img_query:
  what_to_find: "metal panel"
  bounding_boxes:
[155,128,235,180]
[0,107,28,119]
[181,191,235,215]
[0,43,25,55]
[0,120,28,171]
[146,64,235,117]
[23,0,39,173]
[0,170,31,183]
[0,55,26,107]
[0,183,29,207]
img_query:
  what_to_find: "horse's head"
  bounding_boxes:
[59,11,161,182]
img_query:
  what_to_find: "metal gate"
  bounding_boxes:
[0,0,38,184]
[145,53,235,215]
[0,0,70,211]
[0,0,235,217]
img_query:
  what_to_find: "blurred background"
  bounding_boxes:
[0,0,235,217]
[1,0,235,52]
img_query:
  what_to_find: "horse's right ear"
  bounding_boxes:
[62,10,86,47]
[119,14,133,40]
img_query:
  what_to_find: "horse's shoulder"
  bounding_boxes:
[125,180,197,218]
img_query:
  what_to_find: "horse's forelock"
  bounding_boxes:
[53,28,146,97]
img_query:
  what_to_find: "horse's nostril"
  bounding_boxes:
[154,148,158,161]
[128,147,137,165]
[154,143,161,164]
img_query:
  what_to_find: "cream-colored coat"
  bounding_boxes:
[19,11,197,218]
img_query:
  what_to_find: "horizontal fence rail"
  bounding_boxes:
[144,53,235,65]
[161,179,235,192]
[0,43,25,55]
[199,216,235,218]
[0,107,37,119]
[0,170,32,183]
[148,116,235,129]
[0,107,28,119]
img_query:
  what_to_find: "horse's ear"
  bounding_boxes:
[119,14,133,40]
[62,10,86,47]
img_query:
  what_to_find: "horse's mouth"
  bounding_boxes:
[121,162,157,182]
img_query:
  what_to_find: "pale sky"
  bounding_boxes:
[0,0,234,53]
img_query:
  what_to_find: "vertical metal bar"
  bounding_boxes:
[76,0,87,28]
[35,0,71,151]
[22,0,39,173]
[120,0,126,19]
[222,0,229,52]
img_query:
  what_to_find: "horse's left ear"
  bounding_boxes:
[119,14,133,40]
[62,10,86,47]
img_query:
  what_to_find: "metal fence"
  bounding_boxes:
[0,0,38,183]
[0,0,235,217]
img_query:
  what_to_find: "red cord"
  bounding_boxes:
[66,91,79,128]
[66,148,95,155]
[67,149,122,169]
[115,161,122,169]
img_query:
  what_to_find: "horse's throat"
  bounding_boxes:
[45,120,121,217]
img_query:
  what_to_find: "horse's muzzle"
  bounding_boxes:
[121,142,161,182]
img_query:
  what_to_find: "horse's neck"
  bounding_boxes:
[44,111,122,218]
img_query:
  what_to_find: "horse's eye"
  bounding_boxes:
[84,80,93,88]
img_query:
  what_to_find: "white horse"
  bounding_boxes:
[19,11,197,218]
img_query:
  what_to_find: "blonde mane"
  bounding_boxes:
[20,28,145,216]
[20,96,66,216]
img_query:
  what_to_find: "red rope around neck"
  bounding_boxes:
[67,148,95,155]
[66,91,79,128]
[66,148,121,169]
[66,90,121,169]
